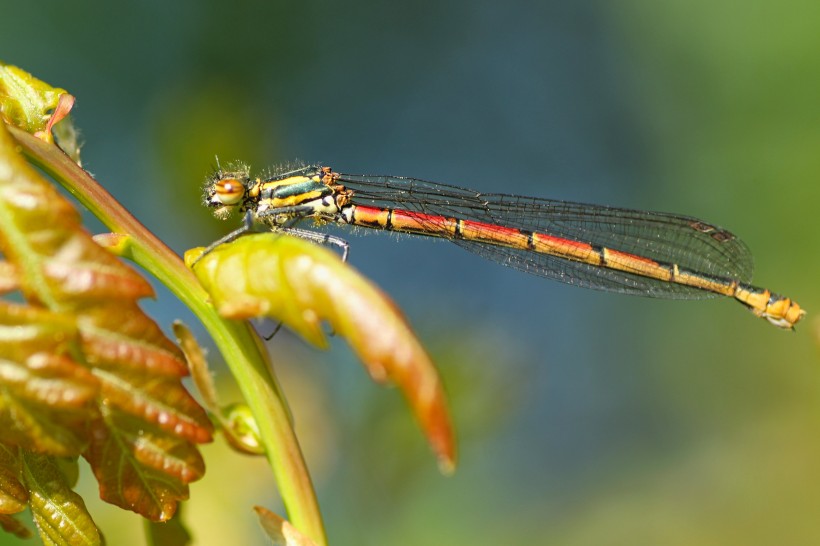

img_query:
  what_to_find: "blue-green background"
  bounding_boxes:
[3,1,819,544]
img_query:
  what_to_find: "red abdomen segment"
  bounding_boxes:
[347,205,805,329]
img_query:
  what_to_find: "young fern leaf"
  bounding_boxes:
[0,118,213,536]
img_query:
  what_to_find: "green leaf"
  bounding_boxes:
[190,233,457,472]
[0,63,79,161]
[23,451,101,546]
[0,63,68,135]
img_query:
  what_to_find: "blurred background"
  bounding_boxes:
[3,0,820,544]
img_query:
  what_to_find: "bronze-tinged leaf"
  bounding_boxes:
[0,300,77,363]
[0,353,98,456]
[0,130,151,311]
[86,409,204,522]
[254,505,317,546]
[190,233,456,471]
[78,307,211,446]
[94,367,212,444]
[43,247,155,302]
[79,303,188,377]
[78,305,212,519]
[0,442,28,514]
[2,110,213,520]
[22,451,101,546]
[0,302,100,456]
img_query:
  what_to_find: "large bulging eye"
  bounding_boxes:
[214,178,245,205]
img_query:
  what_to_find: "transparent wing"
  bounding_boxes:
[335,172,754,299]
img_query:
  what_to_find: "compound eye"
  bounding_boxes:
[213,178,245,205]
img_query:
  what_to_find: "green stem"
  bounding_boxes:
[7,126,327,545]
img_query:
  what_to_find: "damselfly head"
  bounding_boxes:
[203,167,251,219]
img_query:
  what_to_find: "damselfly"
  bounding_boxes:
[202,164,805,330]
